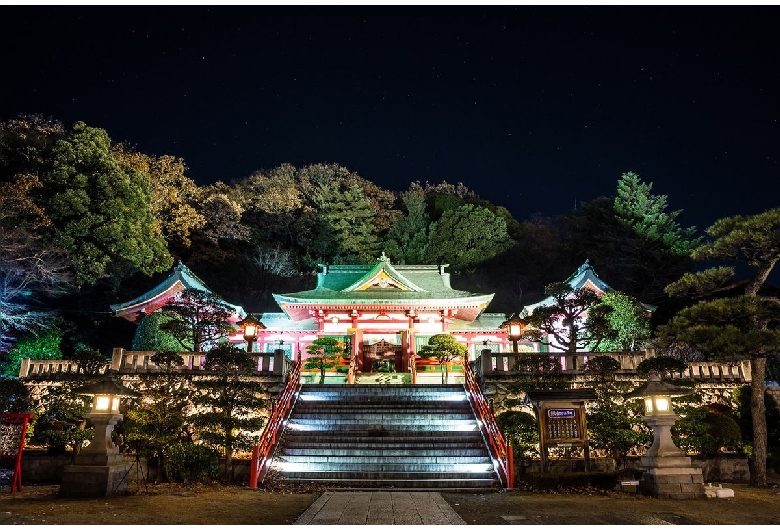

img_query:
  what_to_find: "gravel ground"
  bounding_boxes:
[0,481,778,525]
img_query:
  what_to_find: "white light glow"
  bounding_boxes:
[95,396,111,411]
[455,463,493,473]
[655,397,670,412]
[298,394,326,401]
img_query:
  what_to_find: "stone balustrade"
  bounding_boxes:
[474,349,752,383]
[19,347,295,378]
[20,347,751,384]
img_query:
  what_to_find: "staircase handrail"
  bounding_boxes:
[249,360,302,488]
[463,359,514,489]
[409,354,417,384]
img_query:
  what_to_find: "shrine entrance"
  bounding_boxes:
[360,339,403,373]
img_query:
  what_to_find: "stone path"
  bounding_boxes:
[294,491,466,525]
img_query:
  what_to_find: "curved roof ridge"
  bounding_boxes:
[343,254,427,293]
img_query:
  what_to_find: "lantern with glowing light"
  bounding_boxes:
[238,314,265,353]
[500,312,528,353]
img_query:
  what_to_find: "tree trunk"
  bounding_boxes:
[225,447,233,483]
[750,356,768,488]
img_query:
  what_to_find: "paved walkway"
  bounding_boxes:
[294,491,466,525]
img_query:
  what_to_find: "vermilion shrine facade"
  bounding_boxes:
[111,254,534,371]
[111,256,629,372]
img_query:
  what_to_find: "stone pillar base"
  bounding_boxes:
[639,456,705,499]
[59,463,132,498]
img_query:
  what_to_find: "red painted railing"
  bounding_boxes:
[463,360,515,489]
[249,361,302,488]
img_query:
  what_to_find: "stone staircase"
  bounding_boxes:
[268,384,501,491]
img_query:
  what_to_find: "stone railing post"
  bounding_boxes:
[273,349,286,375]
[18,358,30,378]
[111,348,124,371]
[481,349,493,375]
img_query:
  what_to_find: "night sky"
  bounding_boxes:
[2,6,778,233]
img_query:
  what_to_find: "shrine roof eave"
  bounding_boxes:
[110,261,245,320]
[274,293,494,322]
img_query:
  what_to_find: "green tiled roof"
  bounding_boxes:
[275,254,493,306]
[522,260,656,315]
[110,261,245,317]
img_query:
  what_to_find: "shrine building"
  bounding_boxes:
[111,255,635,375]
[111,254,537,373]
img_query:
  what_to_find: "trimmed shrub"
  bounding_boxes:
[164,443,220,484]
[132,312,186,352]
[673,406,742,456]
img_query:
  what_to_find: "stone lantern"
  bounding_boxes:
[238,314,265,353]
[625,370,705,499]
[500,312,528,353]
[59,374,142,498]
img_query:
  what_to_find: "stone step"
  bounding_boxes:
[290,414,477,422]
[277,477,500,490]
[283,444,487,458]
[287,419,478,428]
[271,384,498,491]
[279,450,492,465]
[278,463,493,473]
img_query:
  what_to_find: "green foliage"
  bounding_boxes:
[614,172,701,255]
[583,356,622,382]
[525,283,616,353]
[507,353,570,391]
[31,380,93,455]
[124,351,188,483]
[0,377,33,413]
[661,207,780,486]
[132,312,187,352]
[72,347,109,375]
[592,291,652,352]
[159,289,237,352]
[189,344,266,483]
[418,334,467,383]
[2,327,65,376]
[636,356,689,378]
[655,295,780,365]
[585,360,651,468]
[496,410,539,470]
[384,191,430,264]
[164,443,220,484]
[732,385,780,462]
[309,183,379,263]
[304,337,345,384]
[40,121,172,286]
[566,173,701,304]
[672,407,743,457]
[425,204,513,270]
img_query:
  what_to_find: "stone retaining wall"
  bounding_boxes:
[18,454,757,487]
[19,453,251,485]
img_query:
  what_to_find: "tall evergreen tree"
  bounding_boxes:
[425,204,513,270]
[310,183,379,263]
[39,121,172,286]
[384,190,430,264]
[567,172,701,303]
[656,207,780,487]
[189,344,266,483]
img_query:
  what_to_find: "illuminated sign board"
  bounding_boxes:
[547,408,575,419]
